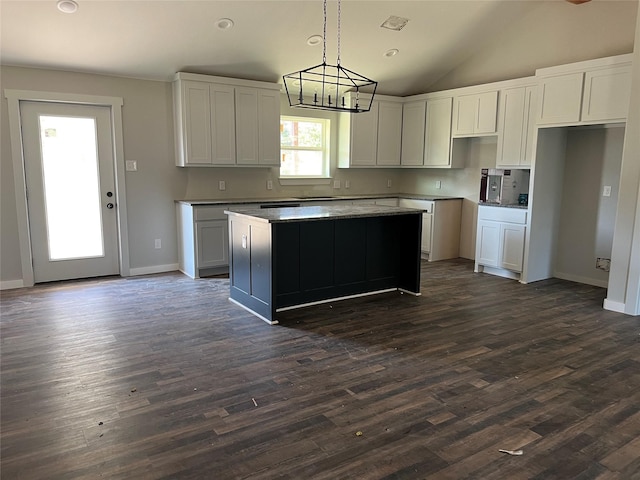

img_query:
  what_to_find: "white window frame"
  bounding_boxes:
[279,116,331,184]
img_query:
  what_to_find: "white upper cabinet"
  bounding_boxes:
[400,101,426,166]
[174,73,280,167]
[496,84,536,168]
[452,91,498,136]
[536,72,584,125]
[536,54,632,127]
[400,96,457,168]
[424,97,454,167]
[339,94,403,168]
[376,101,403,166]
[581,64,633,122]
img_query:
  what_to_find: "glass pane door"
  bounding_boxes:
[39,115,104,260]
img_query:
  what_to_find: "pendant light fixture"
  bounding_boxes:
[282,0,377,113]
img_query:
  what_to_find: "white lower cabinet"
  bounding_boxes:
[177,203,238,278]
[475,205,527,279]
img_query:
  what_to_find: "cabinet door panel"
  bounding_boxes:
[350,101,378,166]
[400,101,426,166]
[258,89,281,166]
[476,220,500,267]
[452,95,477,135]
[424,97,453,166]
[235,87,259,165]
[497,87,527,167]
[476,91,498,134]
[210,84,236,165]
[537,72,584,125]
[500,223,525,272]
[184,82,212,165]
[582,65,632,122]
[197,220,229,268]
[376,102,403,166]
[421,213,433,253]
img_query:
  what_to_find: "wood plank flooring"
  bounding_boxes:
[1,259,639,479]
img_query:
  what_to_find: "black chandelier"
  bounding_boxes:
[282,0,377,113]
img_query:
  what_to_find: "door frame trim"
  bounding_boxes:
[4,89,130,286]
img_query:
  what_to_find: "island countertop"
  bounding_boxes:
[224,204,423,223]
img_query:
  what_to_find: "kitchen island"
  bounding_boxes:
[224,204,423,324]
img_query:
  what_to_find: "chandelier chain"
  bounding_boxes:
[337,0,341,65]
[322,0,327,64]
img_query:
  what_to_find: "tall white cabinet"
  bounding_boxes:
[173,72,281,167]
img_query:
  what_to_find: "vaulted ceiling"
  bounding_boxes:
[0,0,637,96]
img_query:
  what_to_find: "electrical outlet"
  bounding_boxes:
[266,180,273,190]
[596,257,610,271]
[154,239,161,249]
[435,180,442,189]
[345,180,350,189]
[603,185,611,197]
[387,179,392,188]
[125,160,137,172]
[219,180,226,191]
[333,179,340,189]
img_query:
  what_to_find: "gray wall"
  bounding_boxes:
[554,126,625,287]
[0,66,400,284]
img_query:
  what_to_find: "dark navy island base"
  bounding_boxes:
[224,205,423,324]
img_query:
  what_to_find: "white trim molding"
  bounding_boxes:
[3,89,130,286]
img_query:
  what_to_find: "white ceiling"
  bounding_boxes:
[0,0,637,96]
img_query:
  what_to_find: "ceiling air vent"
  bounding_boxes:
[380,16,409,31]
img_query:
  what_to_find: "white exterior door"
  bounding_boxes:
[20,101,120,283]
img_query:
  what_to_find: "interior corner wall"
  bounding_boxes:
[607,5,640,315]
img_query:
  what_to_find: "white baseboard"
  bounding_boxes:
[603,298,626,313]
[0,279,25,290]
[128,263,179,277]
[553,271,608,288]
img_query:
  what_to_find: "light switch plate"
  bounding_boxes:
[603,185,611,197]
[333,180,340,189]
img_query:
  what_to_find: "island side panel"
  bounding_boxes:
[396,213,422,294]
[228,215,275,322]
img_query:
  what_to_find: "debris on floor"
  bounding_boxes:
[252,397,258,407]
[130,388,137,393]
[355,431,363,437]
[499,449,523,456]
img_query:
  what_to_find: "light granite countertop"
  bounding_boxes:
[224,204,424,223]
[177,194,463,206]
[478,202,529,210]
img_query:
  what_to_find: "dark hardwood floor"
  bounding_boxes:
[1,259,639,479]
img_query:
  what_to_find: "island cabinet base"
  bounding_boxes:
[228,214,422,324]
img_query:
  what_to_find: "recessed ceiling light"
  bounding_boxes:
[381,15,409,31]
[57,0,78,14]
[306,35,323,47]
[384,49,400,57]
[215,18,234,30]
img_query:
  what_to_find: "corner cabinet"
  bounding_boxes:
[535,54,633,127]
[339,94,403,168]
[475,205,527,280]
[173,72,281,167]
[496,82,536,168]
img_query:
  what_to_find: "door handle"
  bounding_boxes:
[106,203,114,209]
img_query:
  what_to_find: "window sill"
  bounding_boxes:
[279,177,332,186]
